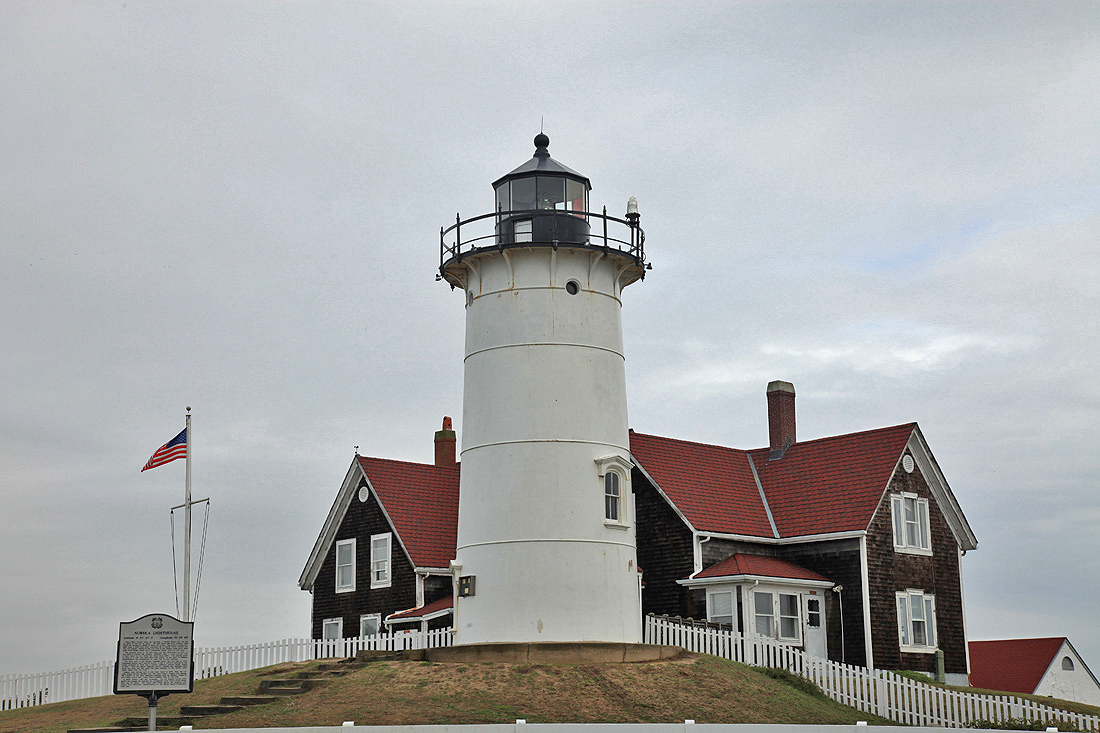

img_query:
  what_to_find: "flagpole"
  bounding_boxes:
[184,406,192,623]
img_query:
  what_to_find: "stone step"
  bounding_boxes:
[221,694,279,706]
[297,668,347,678]
[179,703,245,716]
[117,715,197,727]
[259,677,329,693]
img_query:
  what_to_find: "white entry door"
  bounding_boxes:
[803,594,827,659]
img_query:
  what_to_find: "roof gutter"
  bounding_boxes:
[678,574,833,590]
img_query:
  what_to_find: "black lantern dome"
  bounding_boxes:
[439,134,646,285]
[491,134,591,247]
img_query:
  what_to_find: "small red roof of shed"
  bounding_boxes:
[388,595,454,621]
[692,554,830,582]
[968,638,1067,694]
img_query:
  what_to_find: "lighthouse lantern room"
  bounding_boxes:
[439,135,648,645]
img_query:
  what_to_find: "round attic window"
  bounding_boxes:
[902,455,915,474]
[358,486,369,503]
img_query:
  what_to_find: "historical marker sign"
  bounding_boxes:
[114,613,194,695]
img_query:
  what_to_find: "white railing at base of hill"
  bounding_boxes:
[645,614,1100,731]
[0,627,452,711]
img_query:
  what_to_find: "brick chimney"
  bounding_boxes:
[767,381,796,459]
[434,416,457,466]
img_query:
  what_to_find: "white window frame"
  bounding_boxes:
[370,532,392,589]
[891,492,932,556]
[595,455,632,528]
[752,589,802,643]
[706,590,735,627]
[322,617,343,640]
[335,538,356,593]
[604,470,622,522]
[896,589,937,653]
[360,613,382,638]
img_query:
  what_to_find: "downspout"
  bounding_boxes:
[694,534,710,575]
[959,547,971,683]
[833,584,846,664]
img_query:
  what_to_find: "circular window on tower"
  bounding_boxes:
[565,280,580,295]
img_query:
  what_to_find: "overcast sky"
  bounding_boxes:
[2,1,1098,677]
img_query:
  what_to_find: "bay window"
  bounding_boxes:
[753,590,801,642]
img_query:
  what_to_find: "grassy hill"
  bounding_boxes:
[0,654,892,732]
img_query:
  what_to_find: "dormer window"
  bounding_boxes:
[891,493,932,555]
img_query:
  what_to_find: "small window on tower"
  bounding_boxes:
[604,471,621,522]
[566,280,580,295]
[595,455,632,527]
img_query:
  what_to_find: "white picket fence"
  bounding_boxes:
[645,614,1100,731]
[0,627,452,711]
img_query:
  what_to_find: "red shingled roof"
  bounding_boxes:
[630,424,916,539]
[968,638,1067,694]
[629,432,774,538]
[358,456,458,569]
[693,554,830,582]
[749,424,915,537]
[388,595,454,621]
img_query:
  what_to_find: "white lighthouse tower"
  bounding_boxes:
[439,134,648,645]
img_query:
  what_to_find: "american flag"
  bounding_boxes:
[141,428,187,471]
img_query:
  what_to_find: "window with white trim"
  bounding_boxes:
[322,617,342,640]
[595,455,631,527]
[335,538,355,593]
[370,533,391,589]
[891,493,932,555]
[360,613,381,638]
[896,590,937,652]
[604,471,622,522]
[753,590,802,642]
[707,590,734,627]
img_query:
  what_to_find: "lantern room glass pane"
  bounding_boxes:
[537,176,566,210]
[565,179,586,212]
[495,183,509,214]
[510,177,535,211]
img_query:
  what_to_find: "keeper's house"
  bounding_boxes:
[300,381,978,684]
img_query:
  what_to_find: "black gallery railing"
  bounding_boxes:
[439,208,646,276]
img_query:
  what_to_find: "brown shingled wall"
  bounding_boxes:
[634,468,698,618]
[310,480,417,639]
[864,461,967,675]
